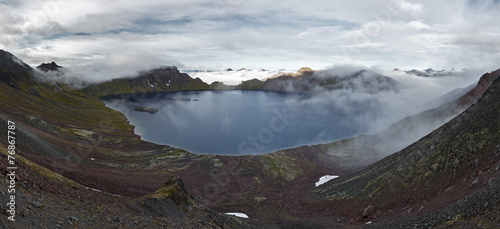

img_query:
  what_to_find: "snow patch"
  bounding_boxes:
[147,80,154,88]
[85,186,102,192]
[225,212,249,218]
[166,79,171,86]
[54,84,64,91]
[315,175,339,187]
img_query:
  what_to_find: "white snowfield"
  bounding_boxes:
[315,175,339,187]
[186,69,294,86]
[224,212,249,218]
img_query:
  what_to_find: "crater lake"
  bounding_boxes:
[103,90,378,155]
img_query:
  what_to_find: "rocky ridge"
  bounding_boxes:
[36,62,62,72]
[237,67,399,93]
[395,68,454,77]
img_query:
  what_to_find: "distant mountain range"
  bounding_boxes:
[31,59,399,96]
[394,68,456,77]
[236,67,399,93]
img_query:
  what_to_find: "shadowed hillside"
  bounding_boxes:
[83,66,210,96]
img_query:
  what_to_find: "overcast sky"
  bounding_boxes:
[1,0,499,78]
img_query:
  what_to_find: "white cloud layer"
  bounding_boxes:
[1,0,499,80]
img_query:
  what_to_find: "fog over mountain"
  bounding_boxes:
[272,66,483,156]
[32,51,184,85]
[32,58,482,148]
[190,64,481,134]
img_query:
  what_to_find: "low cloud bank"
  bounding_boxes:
[34,58,488,160]
[291,65,486,166]
[33,51,184,87]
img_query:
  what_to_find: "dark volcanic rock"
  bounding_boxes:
[37,61,62,72]
[128,177,195,217]
[125,177,259,228]
[0,49,34,89]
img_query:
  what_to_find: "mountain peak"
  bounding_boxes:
[297,67,314,76]
[425,68,434,73]
[0,49,31,70]
[37,61,62,72]
[404,68,451,77]
[0,50,35,89]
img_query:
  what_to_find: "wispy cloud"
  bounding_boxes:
[1,0,499,80]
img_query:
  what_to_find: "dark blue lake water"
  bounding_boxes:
[103,90,376,155]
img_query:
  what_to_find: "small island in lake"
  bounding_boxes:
[167,97,191,101]
[134,106,159,113]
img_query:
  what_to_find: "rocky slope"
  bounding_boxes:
[0,50,262,228]
[334,69,500,164]
[0,145,257,228]
[1,49,499,228]
[309,70,500,226]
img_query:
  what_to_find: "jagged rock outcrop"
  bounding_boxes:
[398,68,453,77]
[36,62,62,72]
[128,177,209,218]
